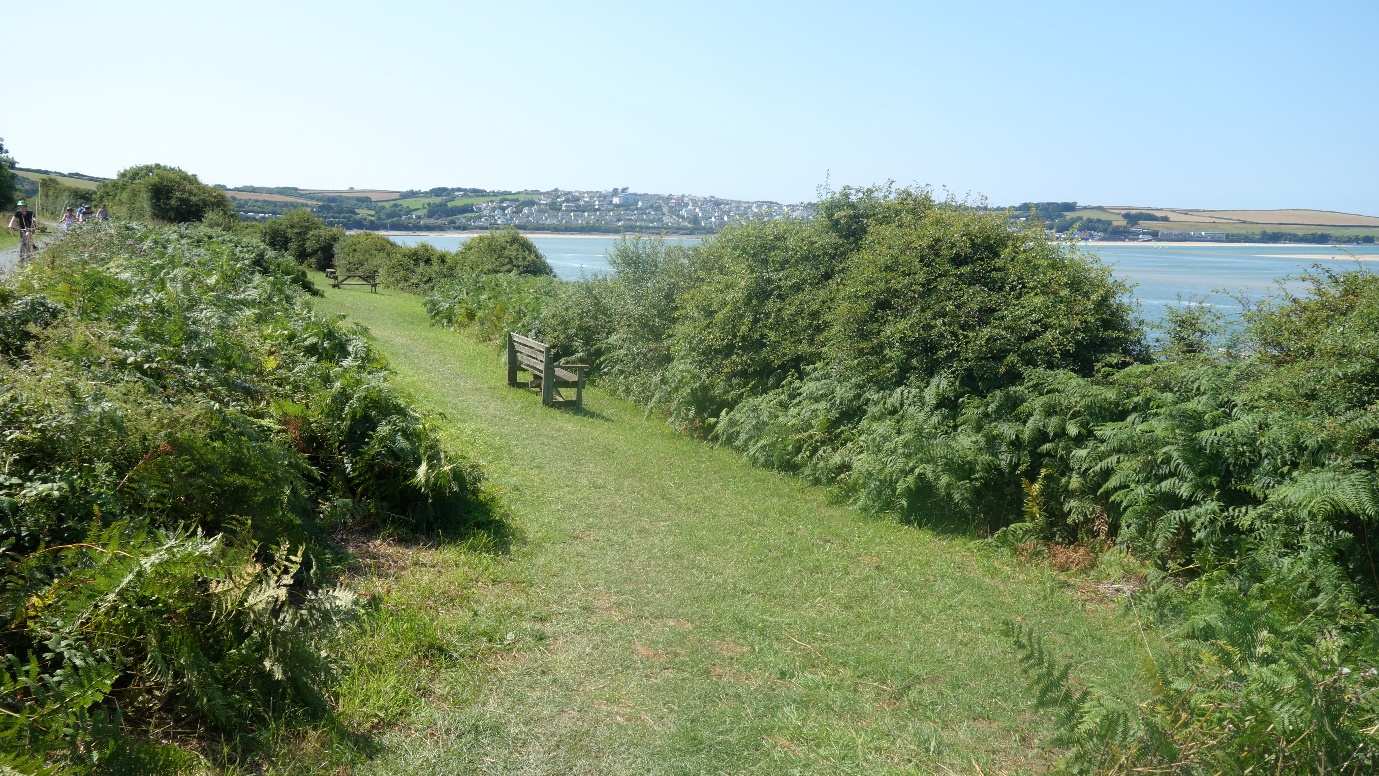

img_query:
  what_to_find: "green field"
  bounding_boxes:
[1064,207,1122,221]
[449,193,538,207]
[14,169,101,190]
[389,195,447,210]
[1063,208,1379,238]
[267,277,1155,774]
[1147,221,1379,238]
[388,193,538,211]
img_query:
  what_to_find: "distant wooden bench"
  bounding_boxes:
[325,268,378,292]
[507,332,589,410]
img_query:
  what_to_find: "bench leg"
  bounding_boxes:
[506,335,519,387]
[540,351,555,406]
[576,371,585,411]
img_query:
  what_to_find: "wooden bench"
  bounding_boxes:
[325,268,378,292]
[506,332,589,410]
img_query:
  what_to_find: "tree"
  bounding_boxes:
[96,164,232,223]
[334,231,398,276]
[454,227,553,275]
[0,138,15,211]
[260,209,343,270]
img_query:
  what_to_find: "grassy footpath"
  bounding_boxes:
[278,279,1152,774]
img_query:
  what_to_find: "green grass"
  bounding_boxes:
[14,169,102,189]
[1062,208,1379,239]
[448,194,538,207]
[389,193,537,211]
[1147,221,1379,238]
[0,231,16,252]
[391,195,447,210]
[1065,207,1123,222]
[270,278,1154,774]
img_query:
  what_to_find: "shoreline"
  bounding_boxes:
[1081,240,1377,249]
[373,230,1375,250]
[374,229,706,239]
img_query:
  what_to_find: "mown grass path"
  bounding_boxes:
[310,283,1148,775]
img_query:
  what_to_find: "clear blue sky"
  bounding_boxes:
[7,0,1377,212]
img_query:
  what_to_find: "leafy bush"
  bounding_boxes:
[260,208,343,270]
[1008,562,1379,773]
[335,231,400,278]
[95,164,232,223]
[0,222,477,769]
[826,204,1143,391]
[454,227,553,275]
[34,176,94,219]
[426,272,560,345]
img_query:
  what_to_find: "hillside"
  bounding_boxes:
[14,168,101,190]
[1045,202,1379,241]
[14,164,1376,240]
[1085,205,1379,237]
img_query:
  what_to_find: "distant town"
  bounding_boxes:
[13,166,1379,243]
[228,184,814,235]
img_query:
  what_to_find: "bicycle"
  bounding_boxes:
[17,227,38,265]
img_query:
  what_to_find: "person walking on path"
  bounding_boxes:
[58,207,77,232]
[95,204,109,221]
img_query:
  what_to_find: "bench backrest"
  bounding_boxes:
[510,332,551,368]
[509,332,555,403]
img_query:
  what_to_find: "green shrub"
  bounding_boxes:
[1008,563,1379,774]
[335,231,399,277]
[94,164,232,223]
[260,208,343,270]
[0,222,477,769]
[455,227,553,275]
[34,176,95,220]
[666,219,848,426]
[426,272,559,344]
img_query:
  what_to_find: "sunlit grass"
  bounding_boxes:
[267,276,1153,774]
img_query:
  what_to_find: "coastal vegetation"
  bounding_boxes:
[34,177,94,219]
[0,221,476,771]
[419,186,1379,772]
[94,164,232,223]
[259,208,343,270]
[7,162,1379,771]
[0,140,16,211]
[296,278,1149,774]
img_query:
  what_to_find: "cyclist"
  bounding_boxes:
[8,200,37,263]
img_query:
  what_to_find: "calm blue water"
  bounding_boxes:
[390,234,702,280]
[1086,243,1377,322]
[391,234,1378,322]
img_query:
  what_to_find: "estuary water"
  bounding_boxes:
[391,234,1378,323]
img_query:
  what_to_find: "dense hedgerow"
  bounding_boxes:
[0,222,476,770]
[420,185,1379,768]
